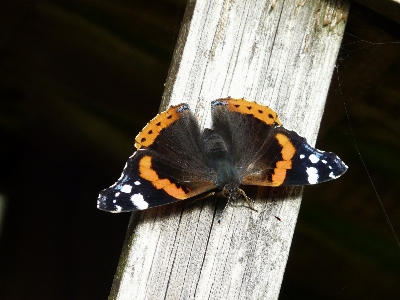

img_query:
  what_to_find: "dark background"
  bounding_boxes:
[1,1,399,299]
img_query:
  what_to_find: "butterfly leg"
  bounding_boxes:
[238,188,258,212]
[184,191,216,208]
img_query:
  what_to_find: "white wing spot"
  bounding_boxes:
[309,154,319,164]
[329,172,337,179]
[321,159,327,164]
[134,181,141,185]
[113,199,117,203]
[300,154,305,159]
[306,167,319,184]
[115,192,120,197]
[121,184,132,193]
[130,193,149,210]
[115,205,122,212]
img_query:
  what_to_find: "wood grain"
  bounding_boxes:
[110,0,350,299]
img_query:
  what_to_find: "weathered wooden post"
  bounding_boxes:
[109,0,350,299]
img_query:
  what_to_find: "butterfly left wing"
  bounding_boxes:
[98,103,218,212]
[97,151,181,212]
[211,98,347,187]
[97,150,217,212]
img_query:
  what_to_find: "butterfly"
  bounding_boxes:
[97,98,347,213]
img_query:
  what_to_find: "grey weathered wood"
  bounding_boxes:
[110,0,350,299]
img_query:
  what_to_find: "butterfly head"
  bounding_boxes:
[220,183,257,212]
[222,182,241,201]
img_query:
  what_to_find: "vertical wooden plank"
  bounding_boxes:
[110,0,350,299]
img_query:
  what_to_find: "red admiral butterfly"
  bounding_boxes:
[97,98,347,213]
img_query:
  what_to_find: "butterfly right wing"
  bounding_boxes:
[211,98,347,187]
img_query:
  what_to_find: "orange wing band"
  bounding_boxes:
[270,133,296,185]
[139,155,189,199]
